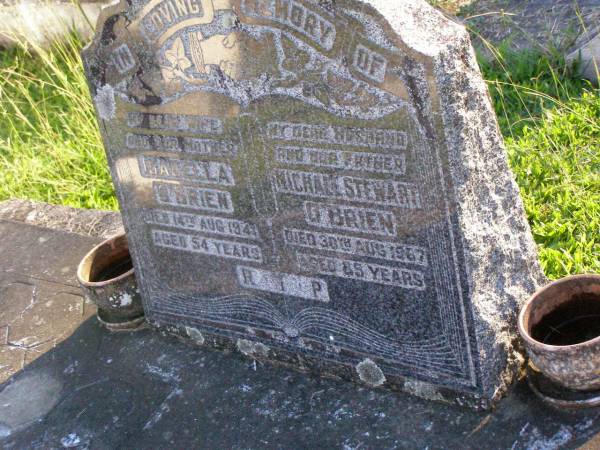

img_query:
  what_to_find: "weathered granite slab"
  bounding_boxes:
[82,0,544,408]
[0,219,598,448]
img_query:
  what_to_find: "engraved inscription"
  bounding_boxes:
[275,146,406,175]
[242,0,337,51]
[296,252,426,291]
[353,44,388,83]
[83,0,495,395]
[154,182,234,213]
[273,169,421,209]
[127,133,239,157]
[140,0,206,43]
[127,133,180,152]
[283,228,427,266]
[268,122,407,150]
[145,209,260,240]
[127,112,223,134]
[111,44,136,74]
[237,266,330,302]
[304,202,397,237]
[139,155,235,186]
[152,229,263,263]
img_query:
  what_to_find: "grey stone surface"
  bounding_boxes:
[0,199,123,239]
[0,220,599,448]
[83,0,544,408]
[0,220,99,383]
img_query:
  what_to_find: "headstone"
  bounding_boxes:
[568,26,600,83]
[83,0,544,408]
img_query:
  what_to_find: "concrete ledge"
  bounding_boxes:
[0,0,110,48]
[0,218,599,448]
[0,199,123,239]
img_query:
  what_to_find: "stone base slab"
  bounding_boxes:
[0,212,599,447]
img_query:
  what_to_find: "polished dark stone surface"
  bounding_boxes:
[0,220,599,449]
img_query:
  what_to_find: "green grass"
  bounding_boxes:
[509,90,599,278]
[0,36,598,279]
[0,35,116,210]
[479,48,599,278]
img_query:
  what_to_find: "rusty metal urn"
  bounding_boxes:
[519,274,600,392]
[77,233,144,330]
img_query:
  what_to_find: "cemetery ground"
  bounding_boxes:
[1,28,597,282]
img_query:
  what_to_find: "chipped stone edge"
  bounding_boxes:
[434,23,546,401]
[366,0,546,402]
[567,27,600,83]
[0,1,110,49]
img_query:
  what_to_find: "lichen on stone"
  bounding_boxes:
[237,339,270,358]
[94,84,117,121]
[356,358,386,387]
[185,326,205,345]
[404,379,444,402]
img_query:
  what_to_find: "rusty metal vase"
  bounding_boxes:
[77,233,145,330]
[518,274,600,392]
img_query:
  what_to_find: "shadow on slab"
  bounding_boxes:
[0,316,599,449]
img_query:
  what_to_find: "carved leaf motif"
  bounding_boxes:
[161,66,177,83]
[222,33,238,49]
[189,32,206,73]
[313,85,331,107]
[301,68,332,106]
[276,78,299,88]
[327,72,354,95]
[348,85,378,109]
[165,37,192,71]
[219,60,236,78]
[281,37,310,73]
